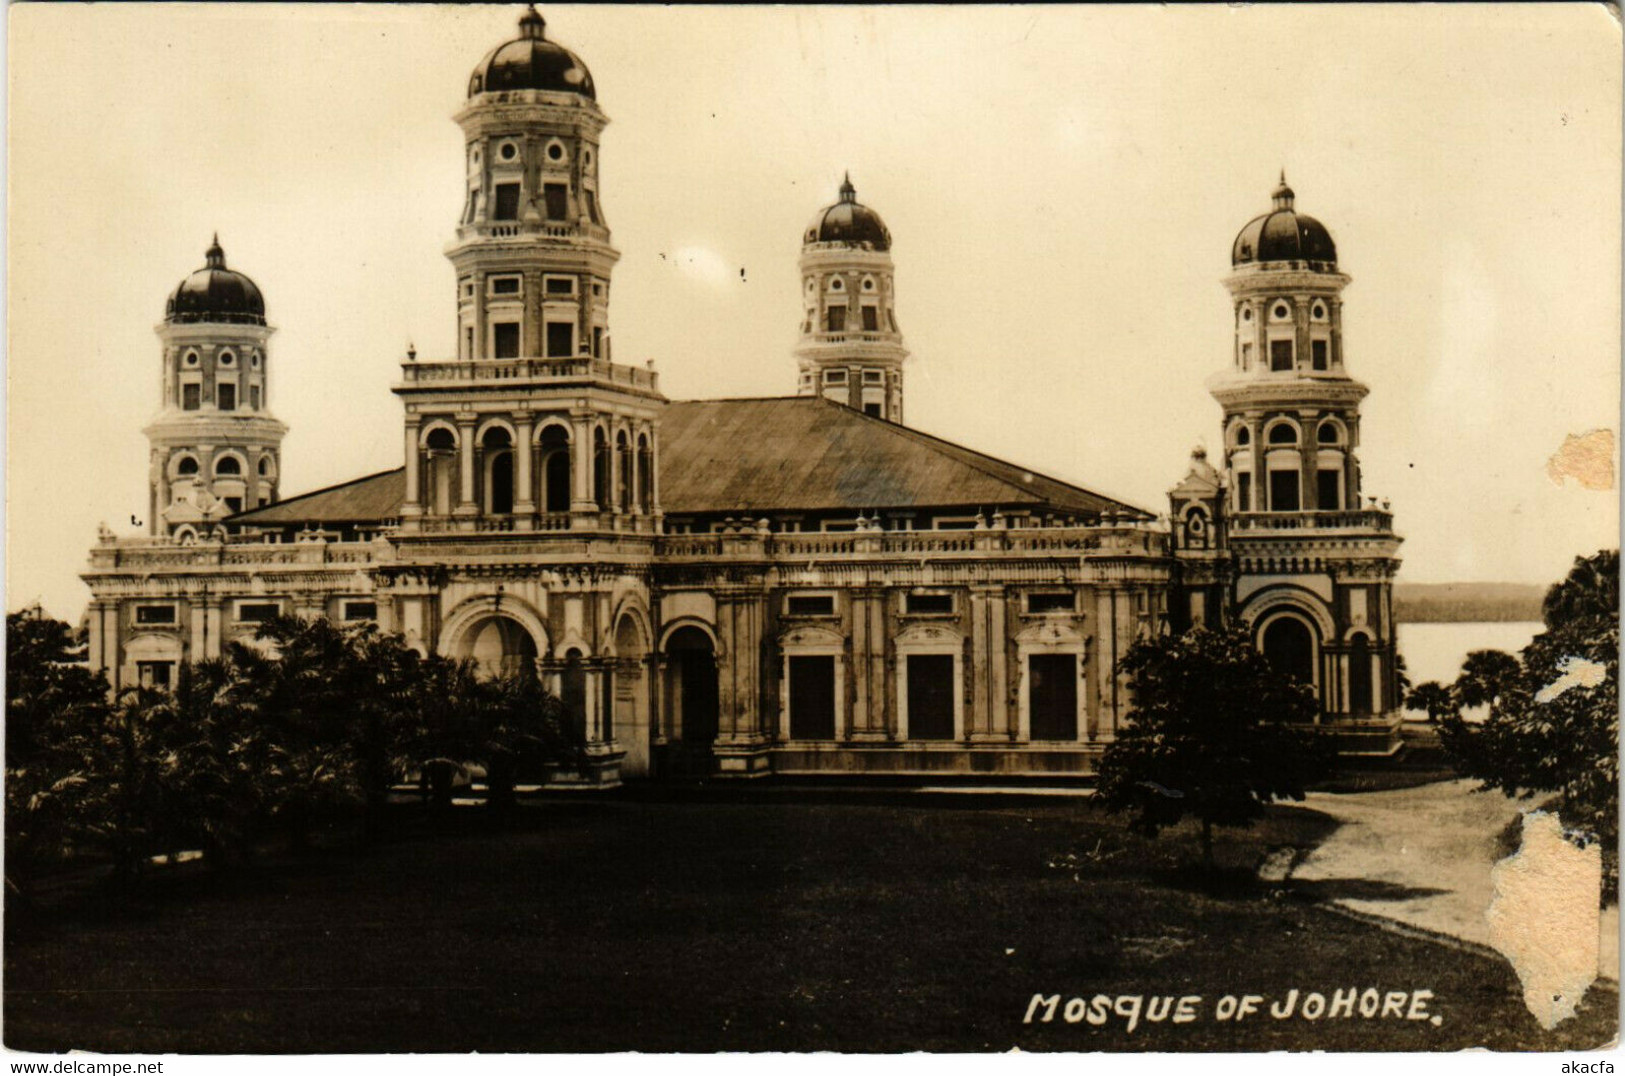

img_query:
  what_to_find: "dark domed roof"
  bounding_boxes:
[468,6,594,100]
[166,237,266,325]
[805,175,890,251]
[1231,175,1337,267]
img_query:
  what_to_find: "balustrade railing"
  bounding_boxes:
[453,220,611,244]
[655,522,1163,559]
[1228,509,1393,533]
[398,356,658,391]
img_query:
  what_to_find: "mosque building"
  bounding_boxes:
[82,7,1405,782]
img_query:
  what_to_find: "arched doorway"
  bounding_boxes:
[461,615,538,681]
[1348,634,1373,714]
[664,626,718,775]
[1260,614,1316,686]
[613,613,651,777]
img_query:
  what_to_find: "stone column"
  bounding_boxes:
[988,588,1009,739]
[455,415,478,519]
[571,414,596,517]
[401,420,422,523]
[969,589,988,737]
[513,413,535,520]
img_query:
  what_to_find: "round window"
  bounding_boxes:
[1241,307,1253,322]
[830,278,844,292]
[184,351,199,367]
[863,278,875,291]
[219,351,235,367]
[583,149,593,167]
[250,352,261,368]
[1313,302,1327,319]
[1273,302,1291,320]
[547,142,565,162]
[499,141,518,162]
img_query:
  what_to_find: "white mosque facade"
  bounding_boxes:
[82,8,1406,783]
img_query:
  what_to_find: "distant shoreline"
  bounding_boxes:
[1392,582,1545,625]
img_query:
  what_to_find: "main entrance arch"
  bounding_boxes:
[1259,613,1316,686]
[440,597,549,681]
[662,624,718,775]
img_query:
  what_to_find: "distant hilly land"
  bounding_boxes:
[1393,582,1546,624]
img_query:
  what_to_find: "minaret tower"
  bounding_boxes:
[1173,175,1404,753]
[794,175,909,422]
[394,6,663,534]
[145,237,286,539]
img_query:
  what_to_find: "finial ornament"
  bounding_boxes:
[1271,170,1295,211]
[839,171,856,203]
[206,233,225,269]
[519,4,545,40]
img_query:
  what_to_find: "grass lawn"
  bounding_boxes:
[4,794,1616,1053]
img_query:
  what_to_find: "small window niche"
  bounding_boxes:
[904,592,954,616]
[235,601,282,624]
[785,593,836,618]
[1026,592,1076,615]
[135,603,178,626]
[341,600,378,623]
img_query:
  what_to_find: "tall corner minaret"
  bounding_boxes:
[394,5,663,535]
[1193,173,1404,750]
[145,236,286,539]
[794,174,909,422]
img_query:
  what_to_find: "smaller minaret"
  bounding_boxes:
[794,174,909,422]
[145,237,286,539]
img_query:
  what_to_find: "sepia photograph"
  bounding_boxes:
[4,2,1621,1058]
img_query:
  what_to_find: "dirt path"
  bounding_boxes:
[1293,779,1618,981]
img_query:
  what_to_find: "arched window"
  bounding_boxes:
[616,431,631,512]
[1261,615,1315,686]
[593,427,609,508]
[214,455,242,476]
[1348,634,1373,713]
[482,427,513,515]
[539,425,571,513]
[258,456,272,477]
[637,434,653,510]
[1318,420,1342,445]
[1234,425,1251,447]
[175,455,200,477]
[424,426,457,515]
[1267,422,1299,446]
[1183,507,1209,550]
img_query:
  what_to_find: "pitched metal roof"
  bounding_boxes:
[232,396,1149,527]
[230,468,405,526]
[659,397,1147,518]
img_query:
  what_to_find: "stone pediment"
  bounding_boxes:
[780,625,844,649]
[895,622,961,646]
[1016,621,1083,647]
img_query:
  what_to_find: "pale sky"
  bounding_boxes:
[7,3,1621,622]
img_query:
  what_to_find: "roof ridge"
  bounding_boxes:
[826,399,1152,516]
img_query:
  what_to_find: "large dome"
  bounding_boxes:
[468,6,594,100]
[1231,176,1337,268]
[804,175,891,251]
[165,237,265,325]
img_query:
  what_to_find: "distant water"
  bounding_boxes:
[1397,620,1544,717]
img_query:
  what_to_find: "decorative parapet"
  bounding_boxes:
[1227,508,1394,535]
[655,520,1168,562]
[395,356,659,395]
[85,533,394,574]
